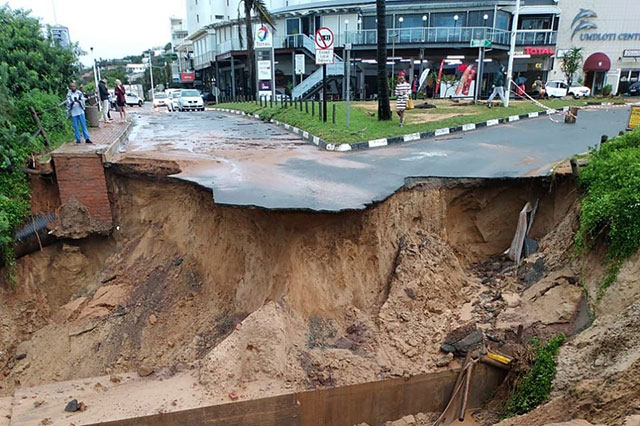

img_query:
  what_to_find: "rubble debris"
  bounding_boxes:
[441,323,484,356]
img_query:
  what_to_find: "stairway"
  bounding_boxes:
[292,35,344,100]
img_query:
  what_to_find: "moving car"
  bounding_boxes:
[628,82,640,96]
[167,91,181,112]
[125,92,144,107]
[177,89,205,111]
[152,92,168,108]
[545,80,591,99]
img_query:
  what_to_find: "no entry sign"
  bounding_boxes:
[315,27,334,50]
[315,27,334,65]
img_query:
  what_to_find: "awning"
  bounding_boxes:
[583,52,611,72]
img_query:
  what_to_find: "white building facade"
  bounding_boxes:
[550,0,640,95]
[183,0,563,101]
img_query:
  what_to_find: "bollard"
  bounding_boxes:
[332,104,336,124]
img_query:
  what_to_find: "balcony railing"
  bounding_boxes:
[340,27,512,46]
[205,28,557,63]
[194,51,216,70]
[515,30,557,46]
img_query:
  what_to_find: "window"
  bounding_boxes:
[520,16,551,30]
[468,11,493,27]
[215,15,223,19]
[395,14,425,28]
[362,15,392,30]
[495,11,510,30]
[431,12,465,27]
[286,18,300,35]
[197,14,199,23]
[195,0,197,4]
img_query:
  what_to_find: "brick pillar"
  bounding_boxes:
[53,154,113,231]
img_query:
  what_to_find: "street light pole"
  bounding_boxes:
[90,47,99,109]
[148,49,155,101]
[505,0,521,107]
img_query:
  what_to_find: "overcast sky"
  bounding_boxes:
[4,0,186,65]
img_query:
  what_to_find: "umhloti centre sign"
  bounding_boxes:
[524,46,555,56]
[571,8,640,41]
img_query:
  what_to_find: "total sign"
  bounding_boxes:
[255,25,272,48]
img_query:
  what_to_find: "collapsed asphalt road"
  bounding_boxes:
[115,104,631,211]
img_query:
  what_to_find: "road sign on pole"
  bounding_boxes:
[315,27,335,65]
[315,27,334,121]
[470,39,491,48]
[295,54,305,75]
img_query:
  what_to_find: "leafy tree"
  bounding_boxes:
[561,47,583,86]
[0,6,78,271]
[238,0,275,100]
[376,0,391,120]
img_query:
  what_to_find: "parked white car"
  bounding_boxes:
[125,92,144,106]
[545,81,591,99]
[167,91,181,112]
[152,92,169,108]
[177,89,204,111]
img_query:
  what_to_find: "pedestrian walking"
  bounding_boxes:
[98,77,112,123]
[66,82,92,144]
[114,79,127,122]
[487,66,507,108]
[532,76,545,99]
[394,74,411,127]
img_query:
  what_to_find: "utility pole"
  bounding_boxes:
[505,0,521,108]
[148,49,155,101]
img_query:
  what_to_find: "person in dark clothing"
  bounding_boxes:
[98,78,112,123]
[114,79,127,122]
[487,66,507,108]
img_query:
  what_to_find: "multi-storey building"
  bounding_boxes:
[183,0,562,100]
[549,0,640,95]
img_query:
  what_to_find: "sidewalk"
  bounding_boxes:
[50,120,132,238]
[53,121,131,163]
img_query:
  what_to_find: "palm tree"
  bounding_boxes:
[376,0,392,120]
[238,0,275,99]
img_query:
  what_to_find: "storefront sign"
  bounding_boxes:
[180,72,195,83]
[571,8,640,41]
[623,49,640,58]
[628,106,640,130]
[257,60,272,80]
[525,46,555,56]
[255,26,272,48]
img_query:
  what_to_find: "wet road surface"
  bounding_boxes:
[115,105,631,211]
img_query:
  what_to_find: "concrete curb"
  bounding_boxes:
[210,104,615,152]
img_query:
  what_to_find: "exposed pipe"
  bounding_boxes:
[13,213,57,259]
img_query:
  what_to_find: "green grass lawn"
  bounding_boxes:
[215,97,626,144]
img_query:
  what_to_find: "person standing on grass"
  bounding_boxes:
[114,79,127,122]
[394,73,411,127]
[98,77,112,123]
[66,82,92,144]
[487,66,507,108]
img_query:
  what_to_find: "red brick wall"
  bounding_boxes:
[54,155,113,226]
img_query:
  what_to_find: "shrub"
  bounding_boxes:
[504,335,566,417]
[576,129,640,295]
[602,84,612,97]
